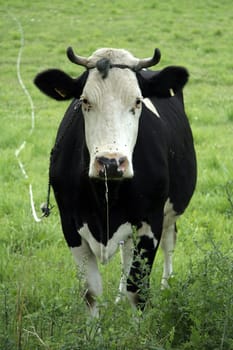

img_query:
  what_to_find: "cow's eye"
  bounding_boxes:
[130,98,142,115]
[81,97,89,105]
[81,97,92,111]
[135,98,142,108]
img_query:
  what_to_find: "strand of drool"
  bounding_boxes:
[103,166,110,295]
[103,166,110,263]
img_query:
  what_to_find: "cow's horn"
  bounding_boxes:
[135,48,161,70]
[67,47,90,68]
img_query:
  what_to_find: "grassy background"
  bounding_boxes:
[0,0,233,349]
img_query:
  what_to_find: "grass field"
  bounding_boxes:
[0,0,233,349]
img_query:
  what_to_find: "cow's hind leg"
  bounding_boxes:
[116,237,134,303]
[126,222,160,310]
[71,240,102,317]
[160,223,177,289]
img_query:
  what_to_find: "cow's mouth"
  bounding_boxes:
[97,156,125,180]
[98,167,124,180]
[92,155,128,180]
[89,153,134,179]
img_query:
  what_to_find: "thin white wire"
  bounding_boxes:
[12,14,41,223]
[15,141,28,179]
[29,184,41,223]
[14,16,35,133]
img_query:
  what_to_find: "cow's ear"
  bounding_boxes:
[34,69,88,100]
[138,66,189,98]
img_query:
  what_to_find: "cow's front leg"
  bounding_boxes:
[70,239,102,317]
[126,221,161,310]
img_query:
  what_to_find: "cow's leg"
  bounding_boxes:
[115,238,134,303]
[71,240,102,317]
[160,223,177,289]
[126,221,162,310]
[59,214,102,317]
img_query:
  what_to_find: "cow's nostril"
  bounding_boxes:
[96,156,105,166]
[119,157,127,166]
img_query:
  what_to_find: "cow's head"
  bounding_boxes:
[34,47,188,179]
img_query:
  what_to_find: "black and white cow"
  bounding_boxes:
[34,47,197,316]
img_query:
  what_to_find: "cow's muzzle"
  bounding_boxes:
[95,155,128,179]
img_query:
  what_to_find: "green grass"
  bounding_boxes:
[1,0,233,349]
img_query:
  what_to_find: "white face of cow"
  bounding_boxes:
[81,49,143,179]
[34,46,164,178]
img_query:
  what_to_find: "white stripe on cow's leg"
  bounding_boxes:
[160,223,177,289]
[115,238,134,303]
[70,240,102,317]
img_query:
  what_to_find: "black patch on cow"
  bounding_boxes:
[96,58,111,79]
[49,93,196,248]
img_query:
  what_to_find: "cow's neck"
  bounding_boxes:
[89,178,123,208]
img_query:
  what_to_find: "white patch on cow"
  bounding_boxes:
[169,88,175,97]
[160,198,178,289]
[138,221,158,248]
[79,222,132,264]
[143,98,160,118]
[116,238,134,303]
[80,49,143,178]
[70,243,102,317]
